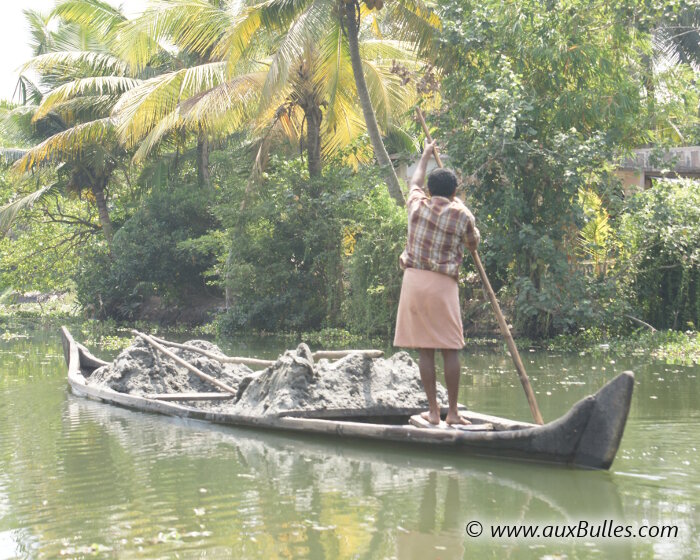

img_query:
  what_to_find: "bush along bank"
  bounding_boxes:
[547,328,700,366]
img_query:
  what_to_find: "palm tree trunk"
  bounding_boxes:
[304,104,323,178]
[91,177,113,251]
[343,2,405,206]
[642,53,656,136]
[197,133,211,187]
[172,144,180,179]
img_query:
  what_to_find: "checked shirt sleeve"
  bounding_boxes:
[407,184,427,211]
[460,206,480,250]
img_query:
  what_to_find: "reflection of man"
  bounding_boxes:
[397,471,465,559]
[394,141,480,426]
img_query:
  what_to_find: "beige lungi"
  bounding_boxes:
[393,268,464,349]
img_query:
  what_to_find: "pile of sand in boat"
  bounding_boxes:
[88,337,448,416]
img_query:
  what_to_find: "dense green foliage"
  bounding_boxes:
[620,178,699,330]
[343,189,406,338]
[0,165,91,294]
[436,0,698,337]
[75,181,218,319]
[220,159,351,332]
[217,157,407,336]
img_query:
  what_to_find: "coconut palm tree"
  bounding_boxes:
[256,0,439,201]
[342,0,440,204]
[220,0,439,202]
[109,0,419,183]
[638,2,700,136]
[1,4,139,248]
[50,0,226,186]
[109,0,433,191]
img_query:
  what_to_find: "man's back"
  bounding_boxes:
[399,185,475,279]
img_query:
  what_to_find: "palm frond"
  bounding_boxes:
[359,39,419,62]
[180,71,266,135]
[215,10,265,75]
[385,123,418,154]
[50,20,106,54]
[256,0,316,31]
[22,51,130,78]
[44,94,122,125]
[53,0,126,38]
[215,0,315,75]
[314,26,367,157]
[0,105,41,145]
[181,62,229,93]
[361,59,409,128]
[13,118,116,174]
[13,76,44,106]
[320,90,365,159]
[114,31,168,75]
[1,183,58,236]
[147,0,232,57]
[111,9,174,73]
[260,2,332,103]
[114,0,237,73]
[317,24,352,135]
[112,62,227,146]
[381,1,440,56]
[33,76,142,122]
[23,9,55,55]
[655,8,700,68]
[132,110,183,163]
[112,71,186,146]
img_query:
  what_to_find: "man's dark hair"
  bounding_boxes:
[427,168,458,198]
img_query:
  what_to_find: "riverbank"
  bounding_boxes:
[546,328,700,367]
[3,296,698,366]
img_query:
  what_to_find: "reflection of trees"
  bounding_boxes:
[39,398,631,557]
[0,375,630,558]
[0,334,84,558]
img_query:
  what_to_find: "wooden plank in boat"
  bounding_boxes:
[409,414,495,432]
[146,392,235,401]
[462,411,537,431]
[278,406,464,420]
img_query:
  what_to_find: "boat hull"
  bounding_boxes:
[60,326,634,469]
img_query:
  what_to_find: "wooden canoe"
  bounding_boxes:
[60,326,634,470]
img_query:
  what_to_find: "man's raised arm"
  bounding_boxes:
[410,140,437,189]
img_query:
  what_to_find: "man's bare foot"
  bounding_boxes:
[445,413,471,426]
[420,410,441,425]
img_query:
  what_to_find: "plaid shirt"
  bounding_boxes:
[399,185,478,280]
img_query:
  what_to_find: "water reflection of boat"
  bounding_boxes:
[61,326,634,469]
[64,394,625,520]
[64,395,630,558]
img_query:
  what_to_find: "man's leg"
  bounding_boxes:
[442,349,470,425]
[418,348,440,425]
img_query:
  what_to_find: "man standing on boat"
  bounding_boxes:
[394,140,480,426]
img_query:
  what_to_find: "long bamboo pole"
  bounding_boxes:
[133,330,238,395]
[415,108,544,425]
[150,335,275,368]
[149,334,384,366]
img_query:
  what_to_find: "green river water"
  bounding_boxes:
[0,323,698,559]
